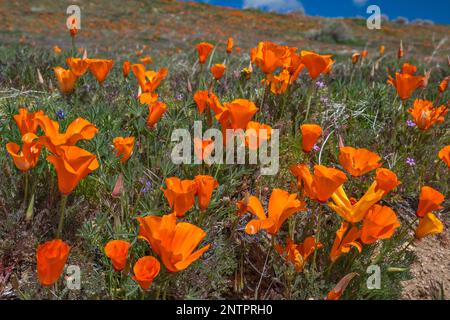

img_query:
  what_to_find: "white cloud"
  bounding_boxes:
[243,0,304,13]
[353,0,368,6]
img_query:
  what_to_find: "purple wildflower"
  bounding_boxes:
[406,120,416,128]
[316,80,325,89]
[406,157,416,167]
[56,109,65,120]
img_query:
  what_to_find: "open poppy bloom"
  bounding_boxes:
[66,57,89,77]
[415,213,444,239]
[226,37,234,54]
[36,239,70,286]
[338,146,382,177]
[300,124,322,153]
[194,138,214,161]
[47,145,99,194]
[265,69,291,94]
[161,177,197,217]
[300,50,333,80]
[274,236,322,272]
[439,77,449,93]
[6,141,42,172]
[285,51,305,81]
[132,256,160,290]
[194,175,219,212]
[330,222,362,262]
[290,164,347,203]
[211,64,226,80]
[146,101,167,128]
[242,188,306,235]
[251,41,290,75]
[132,64,168,93]
[194,90,218,114]
[218,99,259,130]
[360,205,400,244]
[137,214,210,272]
[122,60,131,78]
[416,186,445,218]
[388,64,425,100]
[407,99,448,130]
[244,121,272,150]
[326,272,358,300]
[104,240,131,271]
[328,168,400,223]
[54,67,77,93]
[438,145,450,168]
[197,42,214,64]
[86,59,114,84]
[352,53,361,64]
[13,108,43,135]
[113,136,135,163]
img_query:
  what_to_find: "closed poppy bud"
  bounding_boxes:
[416,186,444,218]
[66,57,89,77]
[53,67,77,93]
[36,239,70,286]
[161,177,197,217]
[113,136,135,163]
[122,60,131,78]
[104,240,131,271]
[197,42,214,64]
[140,55,152,65]
[226,37,234,54]
[326,272,358,300]
[300,50,334,80]
[86,59,114,84]
[415,212,444,239]
[379,45,385,56]
[375,168,401,194]
[194,175,219,212]
[68,18,78,37]
[300,124,322,153]
[438,145,450,168]
[361,50,368,59]
[211,64,226,80]
[361,205,400,244]
[398,40,404,59]
[407,99,448,130]
[132,256,160,290]
[53,45,62,54]
[352,53,361,64]
[146,101,167,128]
[438,77,449,93]
[338,147,382,177]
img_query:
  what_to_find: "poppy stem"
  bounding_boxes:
[56,194,68,239]
[311,203,322,272]
[304,81,315,121]
[23,172,29,205]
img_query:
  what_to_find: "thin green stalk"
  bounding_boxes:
[56,194,68,239]
[311,203,322,272]
[23,172,29,204]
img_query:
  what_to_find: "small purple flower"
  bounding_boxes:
[233,70,240,78]
[320,96,329,104]
[175,92,184,101]
[406,120,416,128]
[406,157,416,167]
[315,80,325,89]
[140,180,152,194]
[313,144,320,152]
[56,109,65,120]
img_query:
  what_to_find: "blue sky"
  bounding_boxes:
[187,0,450,24]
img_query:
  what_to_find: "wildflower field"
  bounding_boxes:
[0,0,449,301]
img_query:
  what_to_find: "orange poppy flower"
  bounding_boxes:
[387,65,425,100]
[274,237,322,272]
[194,138,214,161]
[252,41,290,75]
[6,141,42,172]
[219,99,258,130]
[243,188,306,235]
[416,186,445,218]
[113,136,135,163]
[290,164,347,203]
[104,240,131,271]
[36,239,70,286]
[13,108,43,135]
[132,64,168,93]
[328,168,400,223]
[360,205,400,244]
[338,146,382,177]
[285,51,305,80]
[140,55,152,65]
[66,57,89,77]
[300,50,333,80]
[132,256,160,290]
[197,42,214,64]
[137,214,210,272]
[245,121,272,150]
[265,69,291,94]
[330,222,362,262]
[415,213,444,239]
[47,145,99,194]
[122,60,131,78]
[146,101,167,128]
[53,45,62,54]
[379,45,385,56]
[161,177,197,217]
[352,53,361,64]
[326,272,358,300]
[53,67,77,93]
[226,37,234,54]
[300,124,322,153]
[194,90,217,114]
[194,175,219,212]
[139,92,158,105]
[86,59,114,84]
[211,64,226,80]
[68,17,78,37]
[438,145,450,168]
[438,77,449,93]
[407,99,448,130]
